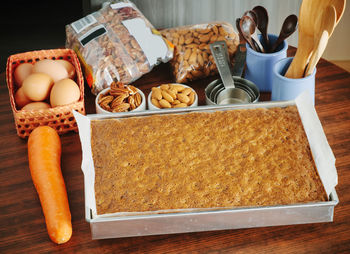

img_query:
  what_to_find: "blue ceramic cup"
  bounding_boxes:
[271,57,316,105]
[244,34,288,92]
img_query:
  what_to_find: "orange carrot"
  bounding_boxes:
[28,126,72,244]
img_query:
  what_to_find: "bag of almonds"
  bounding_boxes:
[66,0,174,95]
[161,22,239,83]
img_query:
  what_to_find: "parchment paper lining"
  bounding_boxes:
[73,92,337,219]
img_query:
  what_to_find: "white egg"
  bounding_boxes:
[50,78,80,107]
[14,63,33,87]
[56,60,76,79]
[33,59,68,82]
[22,102,51,111]
[22,73,54,101]
[14,87,32,109]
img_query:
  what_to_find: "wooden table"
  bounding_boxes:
[1,48,350,253]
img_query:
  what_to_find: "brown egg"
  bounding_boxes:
[50,78,80,107]
[22,73,54,101]
[56,60,76,79]
[14,87,32,109]
[14,63,33,87]
[22,102,51,111]
[33,59,68,82]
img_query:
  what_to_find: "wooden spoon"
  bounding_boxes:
[239,17,259,52]
[285,0,345,78]
[304,5,337,77]
[284,0,315,78]
[331,0,346,26]
[269,14,298,53]
[253,6,270,50]
[243,10,258,26]
[240,16,265,53]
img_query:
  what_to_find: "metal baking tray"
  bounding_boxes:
[86,191,338,239]
[74,97,338,239]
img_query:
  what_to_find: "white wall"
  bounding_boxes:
[322,2,350,61]
[90,0,349,61]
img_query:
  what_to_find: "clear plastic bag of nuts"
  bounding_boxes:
[161,22,239,83]
[65,0,174,95]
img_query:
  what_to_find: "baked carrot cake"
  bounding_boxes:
[91,106,327,215]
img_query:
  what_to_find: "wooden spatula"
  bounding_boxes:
[285,0,345,79]
[284,0,315,78]
[304,5,337,77]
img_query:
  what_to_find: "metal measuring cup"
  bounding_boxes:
[206,42,259,105]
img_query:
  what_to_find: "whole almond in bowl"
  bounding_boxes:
[96,81,146,114]
[148,83,198,110]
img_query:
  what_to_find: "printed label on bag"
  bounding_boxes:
[71,14,97,34]
[110,2,134,9]
[122,18,169,66]
[78,24,107,47]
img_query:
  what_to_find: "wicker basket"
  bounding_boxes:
[6,49,86,138]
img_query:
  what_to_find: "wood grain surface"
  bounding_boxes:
[0,48,350,253]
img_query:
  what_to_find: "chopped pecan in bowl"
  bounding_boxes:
[96,81,145,113]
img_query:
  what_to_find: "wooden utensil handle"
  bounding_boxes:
[284,38,313,79]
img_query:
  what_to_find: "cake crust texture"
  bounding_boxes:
[91,106,327,215]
